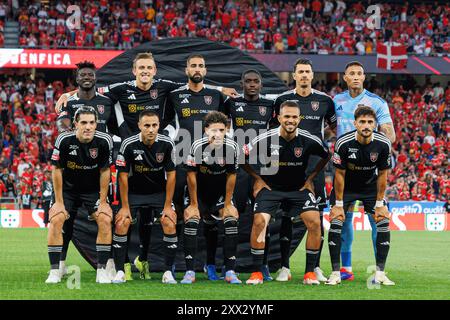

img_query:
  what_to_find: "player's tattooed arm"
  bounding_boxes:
[379,122,396,144]
[185,171,201,219]
[330,168,346,220]
[242,163,271,198]
[374,169,389,221]
[50,167,67,219]
[301,153,331,194]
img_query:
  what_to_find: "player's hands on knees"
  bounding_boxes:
[222,87,239,98]
[115,207,131,226]
[162,206,177,224]
[223,204,239,219]
[253,177,271,198]
[330,205,345,221]
[49,202,68,221]
[184,205,200,220]
[374,206,390,222]
[97,201,112,218]
[300,178,315,195]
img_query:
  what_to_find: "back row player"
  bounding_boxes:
[56,53,238,138]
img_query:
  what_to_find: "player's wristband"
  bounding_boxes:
[375,200,384,208]
[216,86,224,92]
[335,200,344,207]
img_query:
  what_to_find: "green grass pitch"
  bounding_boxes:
[0,229,449,300]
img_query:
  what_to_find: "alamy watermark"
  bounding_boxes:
[66,5,82,31]
[366,5,382,30]
[366,265,381,289]
[65,265,81,289]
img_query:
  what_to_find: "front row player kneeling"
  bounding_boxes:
[326,106,395,286]
[243,100,331,285]
[113,110,178,284]
[182,111,241,284]
[46,107,114,283]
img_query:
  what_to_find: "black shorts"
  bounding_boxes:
[185,192,232,220]
[329,187,386,215]
[126,192,165,224]
[253,188,319,218]
[306,155,327,210]
[51,191,99,220]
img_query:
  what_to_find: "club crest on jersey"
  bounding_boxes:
[204,96,212,105]
[370,152,379,162]
[156,153,164,163]
[150,89,158,99]
[97,105,104,114]
[259,106,267,116]
[311,101,319,111]
[89,148,98,159]
[294,147,302,157]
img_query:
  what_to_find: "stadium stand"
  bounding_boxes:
[8,0,449,55]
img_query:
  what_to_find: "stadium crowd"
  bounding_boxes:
[0,72,448,207]
[0,0,446,55]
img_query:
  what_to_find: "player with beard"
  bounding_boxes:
[244,101,330,285]
[326,106,394,286]
[271,59,336,283]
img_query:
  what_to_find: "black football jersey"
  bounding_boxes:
[245,127,329,191]
[116,133,175,195]
[332,130,392,190]
[272,89,336,140]
[185,137,239,195]
[58,92,114,133]
[164,85,227,144]
[102,79,182,138]
[51,131,113,193]
[225,94,275,145]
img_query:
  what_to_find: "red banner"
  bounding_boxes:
[0,49,124,69]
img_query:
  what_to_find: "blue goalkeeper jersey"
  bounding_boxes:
[333,89,392,138]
